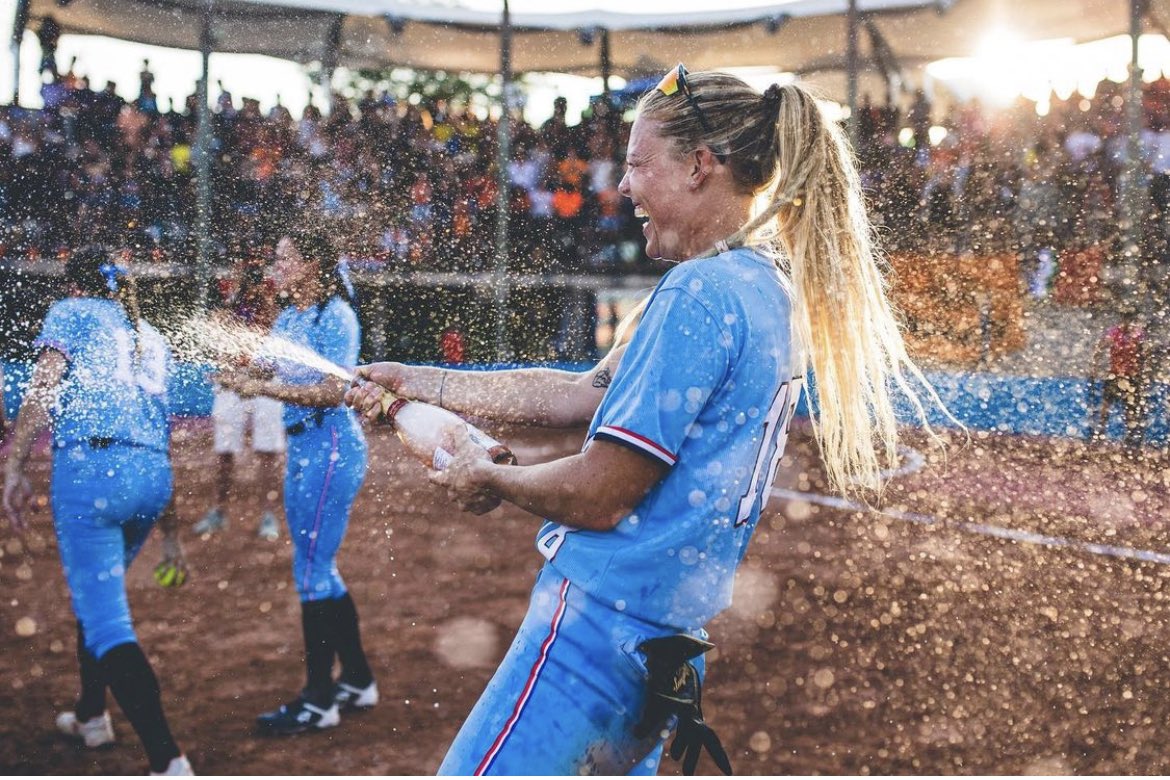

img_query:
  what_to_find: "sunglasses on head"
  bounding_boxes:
[656,63,727,162]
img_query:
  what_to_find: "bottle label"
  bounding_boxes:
[467,425,517,465]
[432,447,453,471]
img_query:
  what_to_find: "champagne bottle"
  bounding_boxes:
[374,389,517,471]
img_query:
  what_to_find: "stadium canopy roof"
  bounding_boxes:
[18,0,1158,80]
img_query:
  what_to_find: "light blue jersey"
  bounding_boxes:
[34,297,175,658]
[271,296,361,430]
[34,298,171,452]
[270,294,368,603]
[536,248,802,629]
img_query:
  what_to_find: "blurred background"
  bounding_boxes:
[1,0,1169,447]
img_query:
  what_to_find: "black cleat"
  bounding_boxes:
[256,696,340,736]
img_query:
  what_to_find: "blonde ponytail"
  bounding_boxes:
[771,87,943,491]
[637,74,956,494]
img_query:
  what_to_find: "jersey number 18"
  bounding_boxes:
[112,329,167,396]
[735,379,800,527]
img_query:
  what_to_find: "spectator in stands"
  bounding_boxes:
[36,15,61,79]
[1016,152,1063,293]
[541,95,572,155]
[908,88,932,151]
[439,321,467,364]
[1090,309,1149,449]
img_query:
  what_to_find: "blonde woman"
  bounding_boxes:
[347,65,945,775]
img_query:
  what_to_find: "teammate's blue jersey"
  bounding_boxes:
[270,296,361,429]
[34,298,171,452]
[536,248,802,629]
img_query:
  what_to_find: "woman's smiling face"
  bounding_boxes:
[618,118,694,261]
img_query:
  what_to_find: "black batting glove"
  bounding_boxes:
[633,634,732,776]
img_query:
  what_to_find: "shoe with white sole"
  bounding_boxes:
[193,508,226,535]
[56,710,115,748]
[151,755,194,776]
[333,680,378,712]
[257,511,280,541]
[256,696,340,736]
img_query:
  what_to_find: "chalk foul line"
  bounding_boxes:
[768,487,1170,567]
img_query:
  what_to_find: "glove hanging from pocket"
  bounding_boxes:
[632,634,732,776]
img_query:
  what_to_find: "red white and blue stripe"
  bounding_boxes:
[593,425,678,466]
[474,578,571,776]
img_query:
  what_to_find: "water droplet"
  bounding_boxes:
[434,617,499,669]
[660,390,681,412]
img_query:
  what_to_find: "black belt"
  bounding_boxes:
[55,437,159,452]
[285,409,327,436]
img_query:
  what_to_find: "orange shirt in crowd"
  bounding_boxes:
[552,188,584,219]
[557,156,588,189]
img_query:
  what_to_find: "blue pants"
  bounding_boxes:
[439,565,704,775]
[51,443,172,658]
[284,416,367,602]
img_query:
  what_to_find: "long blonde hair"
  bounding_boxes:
[627,72,953,494]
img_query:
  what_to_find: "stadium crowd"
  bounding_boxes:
[0,65,639,275]
[3,64,1170,283]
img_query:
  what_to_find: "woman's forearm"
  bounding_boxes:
[259,376,347,409]
[475,455,627,529]
[469,439,665,530]
[6,392,50,470]
[409,348,624,427]
[6,352,66,470]
[436,367,594,427]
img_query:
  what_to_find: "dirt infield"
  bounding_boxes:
[3,420,1170,775]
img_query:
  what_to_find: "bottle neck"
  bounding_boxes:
[382,396,408,426]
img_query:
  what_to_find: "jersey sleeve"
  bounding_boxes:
[591,287,731,467]
[311,300,360,371]
[32,300,86,361]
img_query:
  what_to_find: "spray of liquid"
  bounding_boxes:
[163,316,355,381]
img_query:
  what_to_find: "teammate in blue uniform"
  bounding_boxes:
[2,246,192,775]
[349,67,945,775]
[215,230,376,735]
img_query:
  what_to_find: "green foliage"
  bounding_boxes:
[341,67,501,107]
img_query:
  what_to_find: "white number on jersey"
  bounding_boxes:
[735,379,801,527]
[537,523,571,562]
[112,328,167,396]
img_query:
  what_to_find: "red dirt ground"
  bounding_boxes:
[2,419,1170,775]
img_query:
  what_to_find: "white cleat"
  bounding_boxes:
[151,755,195,776]
[56,710,116,748]
[333,680,379,712]
[257,511,280,541]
